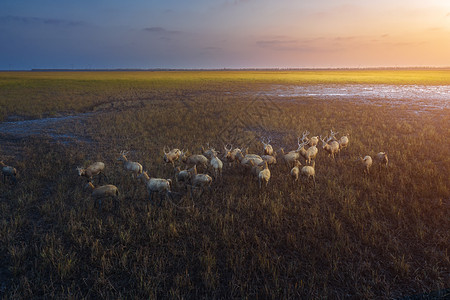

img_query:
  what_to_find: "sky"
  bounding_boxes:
[1,0,450,69]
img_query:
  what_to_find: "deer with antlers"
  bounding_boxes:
[261,136,274,156]
[298,131,318,164]
[202,143,219,159]
[223,144,241,167]
[302,130,319,147]
[320,135,340,160]
[117,151,143,177]
[279,136,303,168]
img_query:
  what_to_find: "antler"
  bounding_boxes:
[163,145,170,155]
[326,135,334,143]
[330,129,338,138]
[301,131,310,142]
[261,136,267,146]
[297,137,305,151]
[224,144,232,152]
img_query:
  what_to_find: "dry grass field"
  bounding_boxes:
[0,70,449,298]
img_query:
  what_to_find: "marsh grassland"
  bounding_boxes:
[0,70,449,298]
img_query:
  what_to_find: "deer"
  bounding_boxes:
[84,182,119,211]
[301,161,316,187]
[338,133,350,150]
[329,129,339,142]
[210,152,223,179]
[258,161,271,189]
[359,155,373,175]
[298,134,318,164]
[202,143,219,160]
[279,137,303,168]
[223,144,241,167]
[181,151,208,170]
[0,161,17,184]
[137,171,173,206]
[187,165,213,199]
[375,152,388,169]
[249,160,264,178]
[260,154,277,166]
[117,151,143,177]
[290,160,302,182]
[174,166,191,187]
[302,130,319,147]
[320,136,340,160]
[235,148,264,168]
[76,161,107,183]
[261,136,274,156]
[163,146,182,166]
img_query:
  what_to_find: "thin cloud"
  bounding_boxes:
[0,15,85,27]
[334,36,357,41]
[256,39,298,48]
[142,27,181,35]
[255,39,323,52]
[223,0,252,7]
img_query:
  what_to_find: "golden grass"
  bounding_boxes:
[0,70,449,298]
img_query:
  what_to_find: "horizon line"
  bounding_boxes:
[1,66,450,72]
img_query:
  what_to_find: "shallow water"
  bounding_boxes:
[0,113,93,143]
[264,84,450,111]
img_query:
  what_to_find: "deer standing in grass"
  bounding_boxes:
[77,161,107,183]
[84,182,119,211]
[163,147,182,167]
[258,161,271,189]
[202,143,218,160]
[320,136,340,160]
[187,165,213,199]
[181,151,208,170]
[117,151,143,177]
[138,171,173,206]
[302,130,319,147]
[261,137,274,156]
[301,161,316,187]
[290,160,302,183]
[359,155,373,175]
[375,152,388,168]
[210,152,223,179]
[223,144,242,167]
[260,154,277,166]
[279,137,303,168]
[338,133,350,150]
[0,161,17,184]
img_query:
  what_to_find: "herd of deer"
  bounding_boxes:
[1,130,389,210]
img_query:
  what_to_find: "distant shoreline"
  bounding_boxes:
[0,67,449,72]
